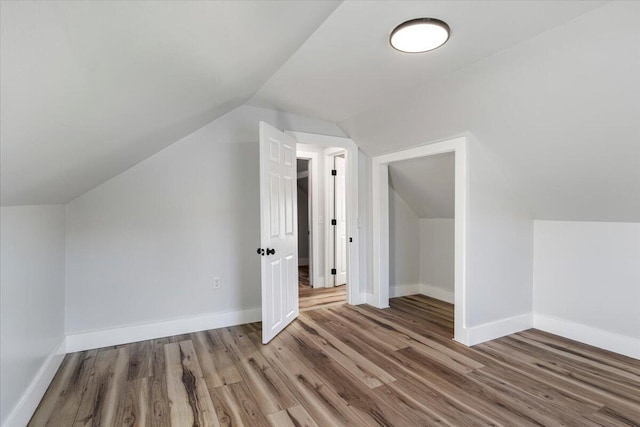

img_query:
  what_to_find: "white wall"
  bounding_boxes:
[342,2,640,223]
[65,106,346,336]
[341,2,640,334]
[388,187,420,292]
[465,139,534,326]
[1,205,66,425]
[420,218,455,294]
[533,220,640,357]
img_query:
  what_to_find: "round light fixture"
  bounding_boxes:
[390,18,450,53]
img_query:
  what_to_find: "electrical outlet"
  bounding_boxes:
[213,277,221,289]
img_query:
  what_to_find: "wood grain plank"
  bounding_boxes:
[315,323,500,426]
[148,337,170,427]
[348,304,484,372]
[29,350,97,426]
[325,306,409,351]
[164,340,220,427]
[210,381,271,427]
[259,335,375,426]
[127,340,151,381]
[219,327,299,415]
[73,347,129,427]
[294,315,396,387]
[476,339,640,423]
[280,327,417,426]
[266,405,319,427]
[191,330,242,388]
[491,338,640,406]
[122,377,149,427]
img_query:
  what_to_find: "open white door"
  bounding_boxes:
[334,156,347,286]
[259,122,298,344]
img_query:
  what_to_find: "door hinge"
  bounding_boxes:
[331,268,337,275]
[349,237,353,243]
[331,219,337,225]
[331,169,337,176]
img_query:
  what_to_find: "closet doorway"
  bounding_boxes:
[371,136,469,345]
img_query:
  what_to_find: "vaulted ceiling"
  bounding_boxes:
[249,0,604,123]
[389,153,454,219]
[1,0,624,210]
[0,1,340,205]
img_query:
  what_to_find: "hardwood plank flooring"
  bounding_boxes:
[298,265,347,311]
[299,284,346,312]
[30,295,640,426]
[298,266,310,289]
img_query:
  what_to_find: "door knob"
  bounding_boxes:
[256,248,265,256]
[266,248,276,255]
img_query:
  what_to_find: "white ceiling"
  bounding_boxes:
[341,2,640,222]
[389,152,454,219]
[249,1,605,123]
[0,1,339,205]
[0,0,612,207]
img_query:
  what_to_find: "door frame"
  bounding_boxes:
[287,131,361,305]
[296,151,318,288]
[371,135,469,345]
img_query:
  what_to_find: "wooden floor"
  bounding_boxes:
[299,284,346,312]
[298,266,310,289]
[298,265,347,311]
[30,296,640,426]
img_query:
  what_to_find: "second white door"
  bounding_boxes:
[334,156,347,286]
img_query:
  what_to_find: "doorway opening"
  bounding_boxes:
[296,158,312,289]
[388,152,455,338]
[371,136,468,345]
[259,124,360,344]
[296,145,348,312]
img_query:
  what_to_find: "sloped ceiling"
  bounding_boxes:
[0,0,340,205]
[389,152,454,219]
[1,0,620,214]
[249,1,605,123]
[342,1,640,222]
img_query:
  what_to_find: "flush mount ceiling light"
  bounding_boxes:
[390,18,450,53]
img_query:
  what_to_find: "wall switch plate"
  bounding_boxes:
[213,277,221,289]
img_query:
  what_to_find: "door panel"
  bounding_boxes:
[335,156,348,285]
[285,176,294,235]
[260,122,298,344]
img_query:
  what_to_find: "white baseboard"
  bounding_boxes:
[388,283,454,304]
[467,313,533,346]
[66,307,261,353]
[365,292,375,306]
[533,314,640,359]
[389,283,422,298]
[2,338,67,427]
[420,284,455,304]
[350,291,367,305]
[364,292,389,308]
[311,276,326,288]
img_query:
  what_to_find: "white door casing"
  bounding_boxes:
[286,131,361,305]
[371,135,468,345]
[334,156,347,286]
[259,122,298,344]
